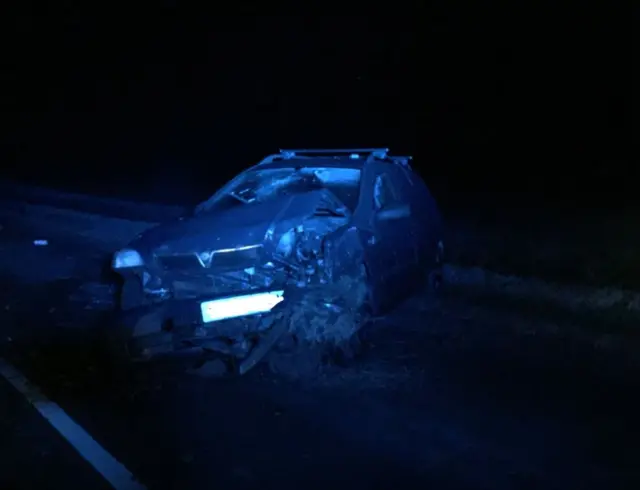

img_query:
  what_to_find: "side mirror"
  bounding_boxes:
[375,203,411,221]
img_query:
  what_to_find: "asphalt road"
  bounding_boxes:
[0,224,638,490]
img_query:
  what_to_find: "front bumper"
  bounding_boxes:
[113,289,286,362]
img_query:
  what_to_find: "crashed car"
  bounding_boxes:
[109,148,444,375]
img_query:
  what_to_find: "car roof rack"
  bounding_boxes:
[256,147,412,169]
[279,148,389,160]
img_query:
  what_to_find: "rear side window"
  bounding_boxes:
[373,173,400,210]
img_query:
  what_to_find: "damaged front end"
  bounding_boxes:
[110,188,371,375]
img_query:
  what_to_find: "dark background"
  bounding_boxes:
[0,5,631,213]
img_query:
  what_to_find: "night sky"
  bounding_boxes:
[0,5,630,211]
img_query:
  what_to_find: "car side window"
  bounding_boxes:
[373,173,400,210]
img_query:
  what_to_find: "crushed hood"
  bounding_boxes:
[129,189,347,256]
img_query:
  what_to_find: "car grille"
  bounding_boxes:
[155,245,262,271]
[211,246,262,269]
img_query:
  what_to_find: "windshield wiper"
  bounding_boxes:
[314,207,346,217]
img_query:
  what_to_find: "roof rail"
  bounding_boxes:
[255,153,286,165]
[390,155,413,168]
[254,148,413,169]
[279,148,389,160]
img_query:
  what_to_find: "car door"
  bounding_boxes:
[406,170,443,276]
[366,163,415,310]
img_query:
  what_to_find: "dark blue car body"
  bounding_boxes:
[110,149,443,370]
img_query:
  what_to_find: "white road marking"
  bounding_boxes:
[0,358,146,490]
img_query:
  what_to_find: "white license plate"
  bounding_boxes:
[200,290,284,323]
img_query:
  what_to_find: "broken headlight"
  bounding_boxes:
[112,249,144,269]
[275,229,297,257]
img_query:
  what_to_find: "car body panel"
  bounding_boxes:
[359,161,419,311]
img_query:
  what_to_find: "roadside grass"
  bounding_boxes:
[443,281,640,342]
[446,211,640,291]
[442,209,640,337]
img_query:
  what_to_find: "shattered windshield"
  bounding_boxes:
[198,167,362,213]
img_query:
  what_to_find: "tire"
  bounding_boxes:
[105,306,160,366]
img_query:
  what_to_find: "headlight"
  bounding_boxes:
[112,249,144,269]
